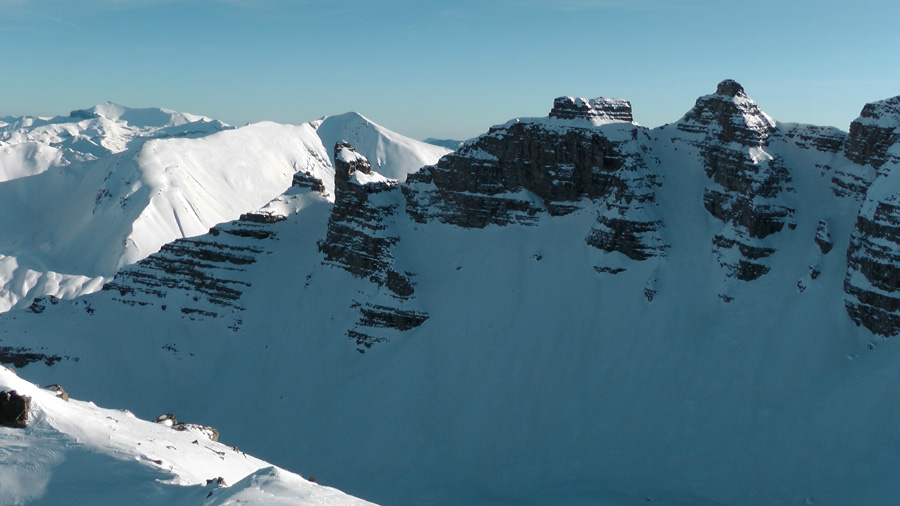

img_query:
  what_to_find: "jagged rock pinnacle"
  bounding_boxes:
[716,79,745,98]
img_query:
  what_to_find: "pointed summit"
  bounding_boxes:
[715,79,745,97]
[675,79,775,146]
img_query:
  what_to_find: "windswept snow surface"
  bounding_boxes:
[0,366,375,506]
[312,112,450,180]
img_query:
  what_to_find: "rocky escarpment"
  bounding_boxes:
[844,199,900,335]
[100,172,330,331]
[676,79,795,282]
[404,97,666,265]
[102,215,279,331]
[842,97,900,336]
[549,96,634,123]
[843,97,900,173]
[830,97,900,200]
[318,142,427,351]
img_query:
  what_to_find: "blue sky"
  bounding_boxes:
[2,0,899,140]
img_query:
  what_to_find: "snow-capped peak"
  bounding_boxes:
[674,79,776,145]
[311,112,450,181]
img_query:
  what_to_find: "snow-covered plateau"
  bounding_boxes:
[4,80,900,505]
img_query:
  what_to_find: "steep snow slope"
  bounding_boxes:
[5,82,900,506]
[312,112,450,180]
[0,366,375,506]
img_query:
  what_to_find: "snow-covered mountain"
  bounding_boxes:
[0,366,373,506]
[312,112,451,180]
[5,81,900,505]
[0,106,449,313]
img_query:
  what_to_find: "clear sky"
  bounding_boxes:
[2,0,899,141]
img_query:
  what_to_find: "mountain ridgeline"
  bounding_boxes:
[5,81,900,505]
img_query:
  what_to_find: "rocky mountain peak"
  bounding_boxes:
[549,96,633,123]
[676,80,775,147]
[843,96,900,172]
[715,79,745,98]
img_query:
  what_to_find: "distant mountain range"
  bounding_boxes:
[4,81,900,505]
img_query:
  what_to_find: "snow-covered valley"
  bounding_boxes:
[4,81,900,505]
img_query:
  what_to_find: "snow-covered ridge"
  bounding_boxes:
[0,105,448,314]
[0,366,375,505]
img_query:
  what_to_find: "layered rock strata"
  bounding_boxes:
[842,97,900,336]
[404,97,666,264]
[318,142,427,351]
[677,80,795,281]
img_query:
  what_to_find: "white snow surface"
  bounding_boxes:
[0,366,375,506]
[312,112,451,180]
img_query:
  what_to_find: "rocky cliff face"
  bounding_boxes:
[404,97,666,268]
[99,172,330,332]
[842,97,900,336]
[674,79,795,282]
[318,142,427,352]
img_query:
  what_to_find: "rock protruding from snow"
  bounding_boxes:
[0,389,30,428]
[842,97,900,336]
[549,97,634,124]
[319,143,428,351]
[673,80,794,281]
[844,199,900,336]
[334,141,374,188]
[815,220,834,255]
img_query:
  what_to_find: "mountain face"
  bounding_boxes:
[5,81,900,505]
[0,107,449,315]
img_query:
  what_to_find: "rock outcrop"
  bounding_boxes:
[0,390,29,428]
[843,96,900,173]
[404,98,666,266]
[549,96,634,123]
[842,98,900,336]
[318,142,428,352]
[676,80,795,281]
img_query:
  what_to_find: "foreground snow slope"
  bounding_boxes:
[0,366,375,506]
[6,82,900,505]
